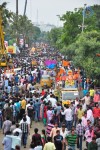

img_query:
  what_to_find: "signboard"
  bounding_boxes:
[6,46,16,54]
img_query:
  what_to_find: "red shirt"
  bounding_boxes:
[94,94,100,103]
[93,107,100,118]
[43,111,47,118]
[41,90,45,96]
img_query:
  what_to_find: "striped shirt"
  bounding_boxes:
[21,122,28,133]
[76,123,84,136]
[66,134,77,146]
[46,123,54,136]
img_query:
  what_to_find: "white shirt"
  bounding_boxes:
[87,109,94,124]
[82,116,88,127]
[13,128,22,138]
[49,98,57,107]
[75,100,79,107]
[33,145,42,150]
[87,109,93,120]
[61,108,72,121]
[26,104,30,113]
[20,115,31,125]
[60,128,69,139]
[82,103,87,111]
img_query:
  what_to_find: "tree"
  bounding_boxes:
[70,31,100,78]
[60,10,82,45]
[47,27,63,48]
[5,14,41,46]
[0,2,13,26]
[60,5,100,46]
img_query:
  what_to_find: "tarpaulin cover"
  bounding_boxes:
[44,60,57,66]
[47,64,56,69]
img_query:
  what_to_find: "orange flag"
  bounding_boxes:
[62,60,70,67]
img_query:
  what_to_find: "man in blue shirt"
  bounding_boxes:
[2,131,12,150]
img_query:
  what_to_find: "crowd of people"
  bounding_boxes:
[0,46,100,150]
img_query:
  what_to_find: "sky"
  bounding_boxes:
[0,0,100,25]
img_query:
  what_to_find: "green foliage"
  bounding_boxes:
[4,14,41,46]
[0,2,13,26]
[60,10,82,45]
[47,27,63,48]
[70,31,100,78]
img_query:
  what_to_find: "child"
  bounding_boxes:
[41,129,46,147]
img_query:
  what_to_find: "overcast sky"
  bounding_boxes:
[0,0,100,25]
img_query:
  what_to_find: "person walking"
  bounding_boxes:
[54,130,64,150]
[46,120,54,137]
[61,105,73,130]
[31,128,42,148]
[88,137,97,150]
[27,102,34,128]
[60,124,69,150]
[20,117,29,148]
[20,98,26,119]
[2,131,12,150]
[76,119,84,150]
[43,136,56,150]
[50,122,60,139]
[2,116,12,134]
[66,129,77,150]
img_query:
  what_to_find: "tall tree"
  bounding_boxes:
[68,31,100,78]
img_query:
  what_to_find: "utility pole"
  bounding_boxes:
[24,0,27,16]
[36,9,38,25]
[16,0,18,46]
[16,0,18,16]
[78,4,87,33]
[82,4,87,32]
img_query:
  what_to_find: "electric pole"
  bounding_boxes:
[16,0,18,16]
[16,0,18,46]
[24,0,27,16]
[78,4,87,33]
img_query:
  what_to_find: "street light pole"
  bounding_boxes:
[78,4,87,32]
[16,0,18,46]
[16,0,18,16]
[24,0,27,16]
[82,4,87,32]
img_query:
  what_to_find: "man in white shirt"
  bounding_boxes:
[60,124,69,141]
[25,101,31,113]
[49,95,57,107]
[13,123,22,138]
[82,112,88,127]
[19,114,31,126]
[74,97,79,107]
[61,105,73,131]
[81,93,90,106]
[87,107,94,125]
